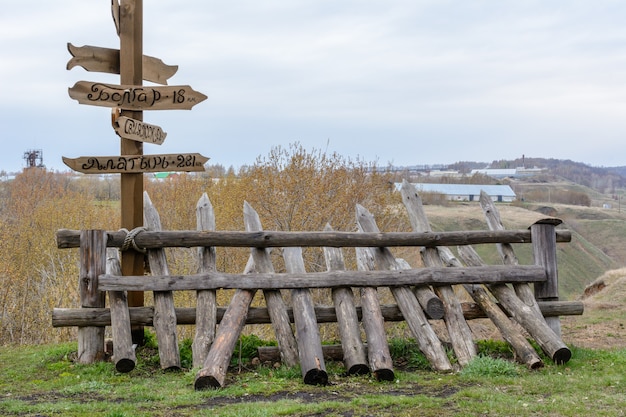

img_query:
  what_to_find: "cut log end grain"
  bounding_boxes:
[347,364,370,376]
[303,369,329,386]
[553,347,572,365]
[115,358,135,373]
[194,375,221,390]
[373,368,395,382]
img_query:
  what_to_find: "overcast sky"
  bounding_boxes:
[1,1,625,174]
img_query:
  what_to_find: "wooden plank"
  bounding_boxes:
[355,246,394,381]
[67,43,178,85]
[55,228,573,249]
[52,300,585,328]
[113,116,167,145]
[356,205,452,372]
[144,192,181,371]
[243,202,299,368]
[62,154,208,174]
[77,230,107,364]
[322,224,369,376]
[192,193,218,368]
[399,181,477,367]
[283,247,328,385]
[68,81,207,110]
[98,264,547,291]
[106,248,136,372]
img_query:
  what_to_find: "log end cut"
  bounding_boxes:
[552,347,572,365]
[373,368,395,382]
[194,375,222,390]
[115,358,136,373]
[347,363,370,376]
[303,369,329,386]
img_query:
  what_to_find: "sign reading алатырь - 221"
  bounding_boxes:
[68,81,207,111]
[62,154,209,174]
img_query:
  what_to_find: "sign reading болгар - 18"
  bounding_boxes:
[68,81,207,111]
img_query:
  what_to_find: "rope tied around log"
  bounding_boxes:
[119,227,148,254]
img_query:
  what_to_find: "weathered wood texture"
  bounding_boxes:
[356,204,452,372]
[53,300,584,328]
[192,193,218,368]
[322,224,369,376]
[195,257,256,390]
[438,249,543,369]
[62,153,208,174]
[56,228,572,249]
[243,202,299,368]
[106,248,136,373]
[399,182,477,366]
[479,191,544,316]
[458,245,571,364]
[356,246,395,381]
[113,116,167,145]
[283,247,328,385]
[77,230,107,364]
[98,265,547,291]
[67,43,178,85]
[531,220,563,336]
[119,0,145,347]
[144,192,180,371]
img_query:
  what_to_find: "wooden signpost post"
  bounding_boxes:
[65,0,208,346]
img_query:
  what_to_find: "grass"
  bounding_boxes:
[1,336,625,417]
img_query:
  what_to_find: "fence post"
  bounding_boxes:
[531,219,563,337]
[78,230,107,363]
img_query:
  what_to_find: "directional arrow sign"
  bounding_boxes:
[68,81,207,110]
[67,43,178,85]
[113,116,167,145]
[63,154,209,174]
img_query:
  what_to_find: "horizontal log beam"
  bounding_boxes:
[52,301,584,328]
[98,265,547,292]
[56,228,572,249]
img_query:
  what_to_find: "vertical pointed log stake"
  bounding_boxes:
[119,0,146,346]
[323,224,369,376]
[399,182,476,367]
[356,205,452,372]
[192,193,218,368]
[457,245,571,364]
[107,248,136,372]
[531,219,564,337]
[243,202,299,367]
[78,230,107,364]
[355,246,395,381]
[195,257,256,390]
[144,192,180,370]
[283,247,328,385]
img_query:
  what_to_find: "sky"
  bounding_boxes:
[1,1,626,174]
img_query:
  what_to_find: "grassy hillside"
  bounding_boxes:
[421,202,621,300]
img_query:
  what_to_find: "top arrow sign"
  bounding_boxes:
[68,81,207,111]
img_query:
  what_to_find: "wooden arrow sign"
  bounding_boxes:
[69,81,207,110]
[113,116,167,145]
[63,154,209,174]
[67,43,178,85]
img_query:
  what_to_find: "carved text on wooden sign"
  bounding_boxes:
[68,81,207,110]
[67,44,178,85]
[62,154,209,174]
[113,116,167,145]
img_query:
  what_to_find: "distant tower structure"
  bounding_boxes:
[23,149,45,168]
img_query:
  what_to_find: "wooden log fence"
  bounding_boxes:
[53,190,583,390]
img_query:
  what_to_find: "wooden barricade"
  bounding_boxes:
[53,190,584,390]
